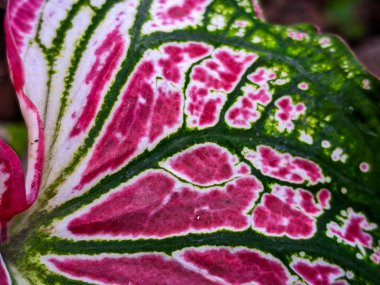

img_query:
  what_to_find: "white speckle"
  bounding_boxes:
[331,148,343,162]
[299,131,313,145]
[319,37,331,48]
[252,36,261,43]
[325,176,331,183]
[299,251,305,257]
[356,253,363,259]
[138,97,147,104]
[340,154,348,163]
[274,79,288,85]
[346,271,354,279]
[341,187,347,194]
[321,140,331,148]
[362,79,370,90]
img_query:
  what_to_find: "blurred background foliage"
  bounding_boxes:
[0,0,379,157]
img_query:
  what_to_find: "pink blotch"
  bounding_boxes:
[248,68,276,84]
[67,171,263,239]
[180,247,290,285]
[70,28,125,137]
[158,43,209,84]
[163,144,251,186]
[186,48,257,128]
[327,208,375,249]
[148,82,181,144]
[166,0,208,20]
[252,194,316,239]
[291,258,347,285]
[298,82,309,91]
[7,0,44,50]
[275,96,306,133]
[317,189,331,209]
[288,31,308,41]
[149,0,210,30]
[252,185,329,239]
[359,162,369,173]
[47,254,218,285]
[167,145,232,184]
[244,145,325,185]
[75,61,155,190]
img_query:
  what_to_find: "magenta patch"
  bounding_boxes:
[75,43,210,190]
[7,0,44,50]
[274,96,306,133]
[288,30,309,41]
[0,139,28,241]
[148,82,182,143]
[252,185,330,239]
[179,247,290,284]
[371,242,380,264]
[327,208,376,249]
[70,28,125,137]
[291,258,347,285]
[75,60,155,190]
[161,143,251,186]
[243,145,325,185]
[186,48,257,128]
[144,0,211,33]
[158,43,210,84]
[66,170,263,239]
[226,67,276,128]
[46,254,218,285]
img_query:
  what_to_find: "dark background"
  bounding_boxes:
[1,0,379,121]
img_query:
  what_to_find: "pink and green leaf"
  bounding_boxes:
[1,0,380,284]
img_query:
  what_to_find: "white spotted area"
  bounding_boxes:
[321,140,331,148]
[299,131,313,145]
[0,163,10,197]
[90,0,107,8]
[362,79,371,90]
[331,148,348,163]
[207,15,227,31]
[142,0,213,34]
[231,20,251,37]
[24,43,49,119]
[319,37,332,48]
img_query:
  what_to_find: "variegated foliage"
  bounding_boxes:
[1,0,380,284]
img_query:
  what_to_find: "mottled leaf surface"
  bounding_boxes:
[1,0,380,284]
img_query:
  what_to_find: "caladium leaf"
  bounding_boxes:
[1,0,380,284]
